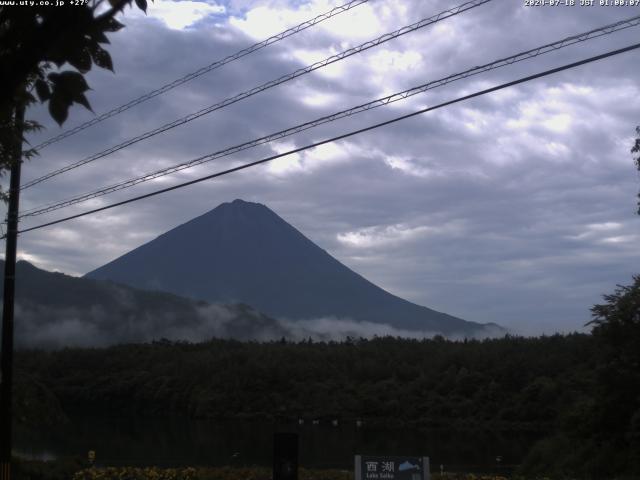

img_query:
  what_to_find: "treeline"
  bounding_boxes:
[12,276,640,478]
[17,334,595,430]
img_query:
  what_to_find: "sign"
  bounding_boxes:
[355,456,430,480]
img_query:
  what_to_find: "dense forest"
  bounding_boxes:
[12,276,640,479]
[16,334,595,429]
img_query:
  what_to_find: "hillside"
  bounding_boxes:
[1,260,288,348]
[86,199,503,337]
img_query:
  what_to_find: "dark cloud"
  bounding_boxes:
[4,0,639,335]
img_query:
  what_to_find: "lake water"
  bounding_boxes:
[16,417,542,473]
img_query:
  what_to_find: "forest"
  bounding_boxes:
[16,334,595,429]
[11,276,640,479]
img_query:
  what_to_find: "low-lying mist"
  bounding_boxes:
[14,302,504,350]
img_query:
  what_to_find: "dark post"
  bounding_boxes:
[273,432,298,480]
[0,102,25,480]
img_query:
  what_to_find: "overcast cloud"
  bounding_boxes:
[4,0,640,335]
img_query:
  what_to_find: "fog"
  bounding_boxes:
[14,303,505,350]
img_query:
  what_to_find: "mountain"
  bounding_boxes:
[86,199,503,337]
[1,260,289,349]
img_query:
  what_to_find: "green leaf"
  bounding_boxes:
[68,47,92,74]
[48,71,90,95]
[46,48,67,68]
[35,78,51,102]
[92,29,111,44]
[89,44,114,72]
[134,0,147,13]
[48,95,69,126]
[47,72,61,84]
[47,71,93,114]
[69,47,91,73]
[24,91,36,104]
[75,93,93,112]
[62,71,89,91]
[104,18,125,32]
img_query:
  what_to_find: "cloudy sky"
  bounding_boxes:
[5,0,640,335]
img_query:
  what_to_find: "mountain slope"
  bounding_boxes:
[1,260,288,349]
[85,199,502,336]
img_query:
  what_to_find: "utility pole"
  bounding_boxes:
[0,102,25,480]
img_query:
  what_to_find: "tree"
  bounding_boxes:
[0,0,150,198]
[519,129,640,479]
[0,4,150,477]
[588,276,640,476]
[576,128,640,476]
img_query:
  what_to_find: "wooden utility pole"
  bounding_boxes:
[0,102,25,480]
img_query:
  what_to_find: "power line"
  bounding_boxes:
[21,0,492,190]
[19,14,640,219]
[13,41,640,238]
[31,0,371,152]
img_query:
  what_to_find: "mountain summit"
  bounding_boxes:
[86,199,500,336]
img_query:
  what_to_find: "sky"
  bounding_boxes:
[4,0,640,335]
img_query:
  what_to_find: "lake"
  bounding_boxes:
[15,416,542,473]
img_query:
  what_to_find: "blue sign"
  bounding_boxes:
[355,455,430,480]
